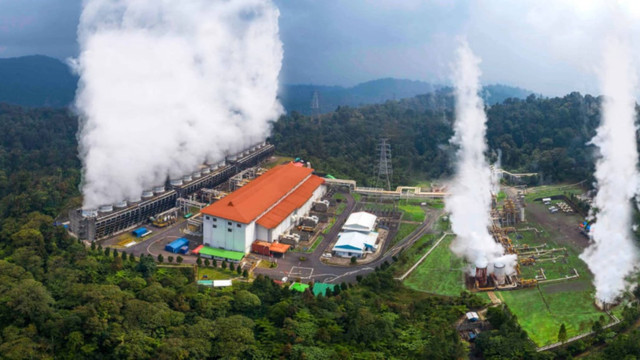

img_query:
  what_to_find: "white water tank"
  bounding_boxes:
[494,262,506,285]
[128,196,142,203]
[99,204,114,213]
[82,209,98,217]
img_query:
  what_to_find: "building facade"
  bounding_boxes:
[201,163,325,253]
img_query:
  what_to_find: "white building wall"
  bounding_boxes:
[202,215,253,253]
[202,183,326,252]
[264,184,327,243]
[335,250,363,258]
[256,225,269,242]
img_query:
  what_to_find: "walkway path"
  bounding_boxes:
[396,232,452,281]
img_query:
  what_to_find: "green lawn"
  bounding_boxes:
[524,184,584,202]
[496,191,506,202]
[403,235,466,296]
[498,282,607,347]
[197,266,238,280]
[390,222,420,247]
[323,218,336,235]
[393,233,438,276]
[398,204,426,222]
[292,235,324,253]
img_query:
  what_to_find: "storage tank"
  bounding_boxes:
[475,258,488,287]
[99,204,114,213]
[142,189,154,198]
[128,196,142,203]
[82,209,98,217]
[493,262,506,285]
[114,200,128,209]
[170,178,183,186]
[153,185,165,194]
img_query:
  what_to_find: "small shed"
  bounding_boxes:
[312,282,336,296]
[165,238,189,253]
[290,282,310,292]
[132,227,150,238]
[466,312,480,322]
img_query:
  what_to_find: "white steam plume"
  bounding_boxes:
[73,0,283,209]
[580,36,640,303]
[446,41,516,270]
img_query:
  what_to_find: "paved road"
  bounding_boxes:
[254,197,444,284]
[102,193,443,284]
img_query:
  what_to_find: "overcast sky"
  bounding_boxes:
[0,0,638,96]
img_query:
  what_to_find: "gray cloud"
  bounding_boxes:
[3,0,640,96]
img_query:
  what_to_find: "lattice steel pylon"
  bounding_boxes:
[310,90,321,123]
[375,138,393,190]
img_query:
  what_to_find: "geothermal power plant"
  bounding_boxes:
[69,142,274,241]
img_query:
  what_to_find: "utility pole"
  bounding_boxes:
[375,138,393,191]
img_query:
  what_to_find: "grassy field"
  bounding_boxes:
[393,233,439,276]
[197,266,238,280]
[403,235,466,297]
[398,204,426,222]
[263,156,294,169]
[390,222,420,247]
[292,235,324,253]
[524,184,584,202]
[497,282,607,346]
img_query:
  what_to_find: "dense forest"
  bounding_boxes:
[0,104,80,221]
[2,94,640,359]
[271,91,601,187]
[0,213,478,359]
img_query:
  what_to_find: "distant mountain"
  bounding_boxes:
[482,84,535,106]
[0,55,534,111]
[279,78,441,115]
[0,55,77,108]
[280,79,534,115]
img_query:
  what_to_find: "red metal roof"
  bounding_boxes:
[256,175,324,229]
[269,242,291,253]
[201,163,314,224]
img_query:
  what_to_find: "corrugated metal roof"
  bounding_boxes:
[256,175,324,229]
[333,231,378,252]
[201,163,313,224]
[343,212,377,232]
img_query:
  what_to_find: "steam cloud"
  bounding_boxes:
[580,36,640,303]
[73,0,283,209]
[446,41,516,271]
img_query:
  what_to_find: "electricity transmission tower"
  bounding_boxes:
[310,90,321,123]
[375,138,393,191]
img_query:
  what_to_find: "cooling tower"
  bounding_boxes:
[142,189,154,198]
[99,204,114,213]
[153,185,165,194]
[493,262,506,285]
[475,259,488,287]
[114,200,128,208]
[170,178,184,186]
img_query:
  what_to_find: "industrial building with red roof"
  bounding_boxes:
[201,162,326,253]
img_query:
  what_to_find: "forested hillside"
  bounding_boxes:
[0,56,77,107]
[271,91,601,187]
[0,104,80,220]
